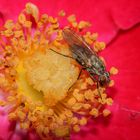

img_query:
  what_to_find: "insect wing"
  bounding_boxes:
[63,28,110,89]
[62,28,93,53]
[62,28,96,67]
[62,28,106,74]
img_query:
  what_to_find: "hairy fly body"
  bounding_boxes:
[62,28,110,87]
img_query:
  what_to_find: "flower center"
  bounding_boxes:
[16,59,44,102]
[16,47,79,106]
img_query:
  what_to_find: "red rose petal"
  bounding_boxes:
[72,22,140,140]
[103,24,140,110]
[111,0,140,29]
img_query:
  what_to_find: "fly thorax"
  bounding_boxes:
[87,59,92,66]
[91,55,101,68]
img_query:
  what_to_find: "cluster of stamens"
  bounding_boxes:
[0,3,118,139]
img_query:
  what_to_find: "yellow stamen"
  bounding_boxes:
[18,13,26,24]
[73,125,80,132]
[103,109,111,117]
[54,126,69,137]
[109,80,115,87]
[67,14,76,23]
[79,117,87,126]
[106,98,113,105]
[110,67,118,75]
[94,41,106,52]
[4,20,14,29]
[25,3,39,22]
[67,97,76,106]
[58,10,66,17]
[84,89,94,101]
[78,21,91,30]
[0,100,6,106]
[89,108,99,117]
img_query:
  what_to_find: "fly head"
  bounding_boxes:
[99,72,110,86]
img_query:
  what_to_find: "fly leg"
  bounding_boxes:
[49,48,83,92]
[77,67,83,79]
[68,68,83,91]
[90,75,103,100]
[49,48,75,59]
[97,82,103,100]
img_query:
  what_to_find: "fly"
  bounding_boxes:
[50,28,110,98]
[62,28,110,90]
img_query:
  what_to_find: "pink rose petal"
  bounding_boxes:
[0,115,15,140]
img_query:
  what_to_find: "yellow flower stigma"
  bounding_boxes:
[0,3,118,140]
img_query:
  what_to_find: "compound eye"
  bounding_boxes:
[99,75,106,86]
[100,75,106,81]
